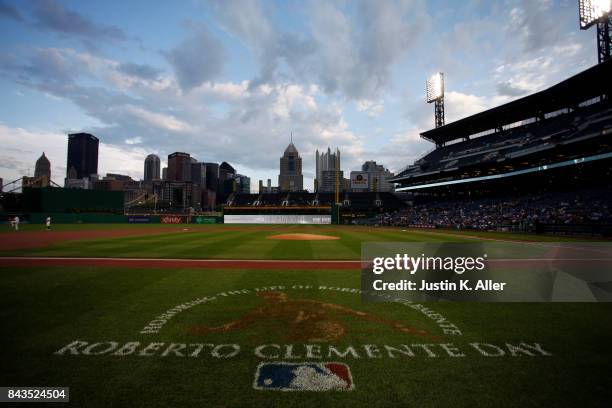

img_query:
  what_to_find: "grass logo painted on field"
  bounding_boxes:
[140,285,464,337]
[186,290,438,342]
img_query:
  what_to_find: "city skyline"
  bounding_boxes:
[0,0,598,190]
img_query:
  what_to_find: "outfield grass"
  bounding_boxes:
[1,265,611,407]
[0,224,593,260]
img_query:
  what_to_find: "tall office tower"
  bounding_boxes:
[200,162,219,209]
[218,162,236,202]
[167,152,191,182]
[35,152,51,181]
[144,154,161,181]
[162,167,168,180]
[315,147,340,192]
[190,162,207,186]
[235,174,250,193]
[66,133,99,179]
[278,141,303,191]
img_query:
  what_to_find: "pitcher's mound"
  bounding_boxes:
[267,233,340,241]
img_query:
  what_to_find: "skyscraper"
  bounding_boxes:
[361,160,394,192]
[202,162,219,210]
[218,161,236,202]
[144,154,161,181]
[190,161,207,186]
[66,133,99,179]
[167,152,191,182]
[279,140,303,192]
[34,152,51,181]
[315,147,340,192]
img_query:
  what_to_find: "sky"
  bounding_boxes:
[0,0,598,191]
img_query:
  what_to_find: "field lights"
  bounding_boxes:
[580,0,611,29]
[426,72,444,103]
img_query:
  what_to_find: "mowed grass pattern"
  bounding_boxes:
[1,266,611,407]
[1,224,584,260]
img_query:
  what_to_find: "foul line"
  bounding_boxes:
[0,256,362,270]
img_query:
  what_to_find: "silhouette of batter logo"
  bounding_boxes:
[186,291,437,342]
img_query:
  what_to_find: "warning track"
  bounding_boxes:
[0,257,362,270]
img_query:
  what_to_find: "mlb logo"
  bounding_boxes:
[253,362,354,391]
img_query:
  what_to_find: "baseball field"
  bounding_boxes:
[1,224,611,407]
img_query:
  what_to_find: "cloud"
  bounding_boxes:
[445,91,510,121]
[165,23,225,91]
[375,127,432,173]
[506,0,560,53]
[0,123,152,183]
[121,105,192,133]
[208,0,428,100]
[0,44,371,189]
[496,80,531,97]
[0,124,66,183]
[356,99,384,118]
[493,41,590,97]
[116,62,161,80]
[0,1,600,190]
[0,0,24,21]
[32,0,126,42]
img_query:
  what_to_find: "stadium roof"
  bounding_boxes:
[421,60,612,146]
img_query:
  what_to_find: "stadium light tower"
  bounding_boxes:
[579,0,612,63]
[426,72,445,128]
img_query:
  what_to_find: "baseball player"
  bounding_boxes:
[13,215,19,231]
[46,216,52,230]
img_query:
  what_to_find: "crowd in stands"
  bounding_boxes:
[227,192,405,210]
[394,105,612,184]
[369,189,611,231]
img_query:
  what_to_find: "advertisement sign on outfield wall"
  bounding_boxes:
[160,215,183,224]
[194,216,218,224]
[128,216,151,223]
[224,214,331,224]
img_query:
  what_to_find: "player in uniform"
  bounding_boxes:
[46,216,52,230]
[13,215,20,231]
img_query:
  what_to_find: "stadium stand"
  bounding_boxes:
[389,60,612,236]
[224,192,406,222]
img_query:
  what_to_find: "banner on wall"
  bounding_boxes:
[160,215,183,224]
[128,216,151,223]
[224,214,331,224]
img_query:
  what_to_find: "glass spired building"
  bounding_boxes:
[278,141,303,192]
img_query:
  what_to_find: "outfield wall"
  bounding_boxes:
[7,213,223,224]
[224,214,331,224]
